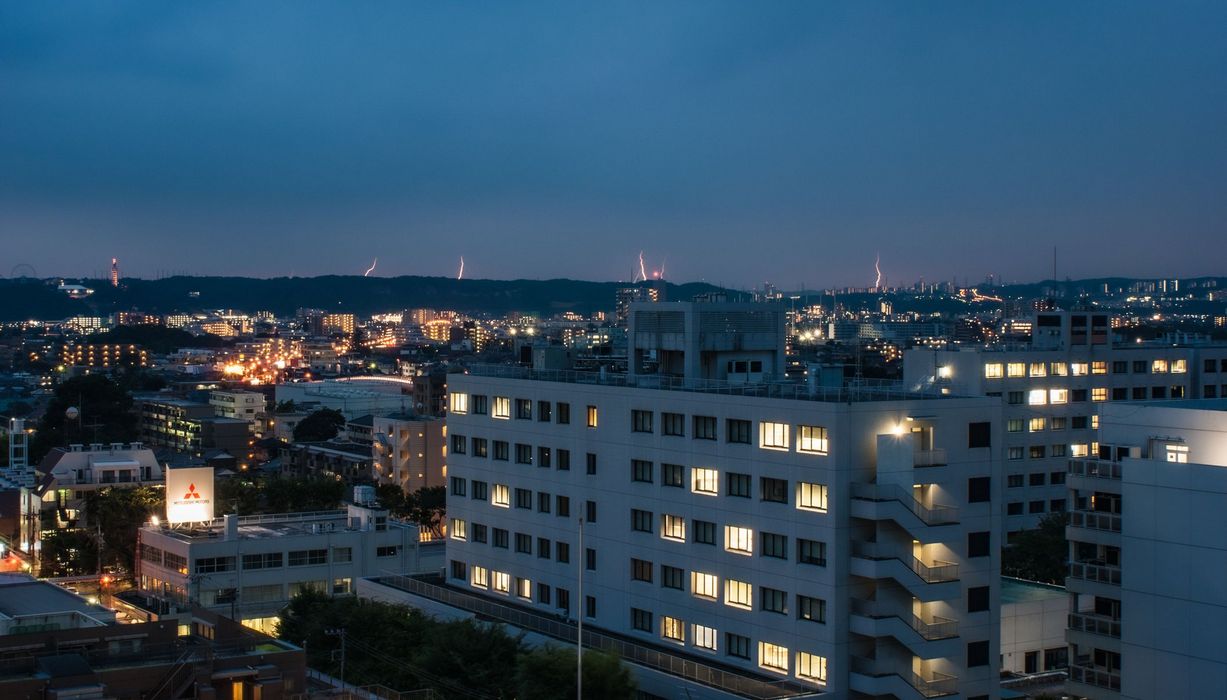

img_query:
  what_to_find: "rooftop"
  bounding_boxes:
[457,363,956,403]
[144,508,410,542]
[1001,577,1065,605]
[0,575,110,620]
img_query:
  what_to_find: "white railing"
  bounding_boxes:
[1070,510,1122,532]
[1069,459,1121,480]
[1068,562,1121,586]
[850,482,958,526]
[1068,612,1121,638]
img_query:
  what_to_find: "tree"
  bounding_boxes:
[274,400,298,414]
[1002,512,1069,584]
[31,374,138,462]
[40,529,99,577]
[83,486,164,576]
[404,486,446,538]
[292,408,346,442]
[516,646,637,700]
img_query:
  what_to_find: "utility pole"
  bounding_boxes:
[326,627,347,690]
[576,517,584,700]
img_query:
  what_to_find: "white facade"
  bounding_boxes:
[210,390,267,423]
[137,503,443,633]
[372,414,446,494]
[38,443,164,520]
[445,366,1003,699]
[1066,400,1227,700]
[275,379,409,419]
[904,311,1227,535]
[999,578,1066,675]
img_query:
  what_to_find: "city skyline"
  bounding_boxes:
[3,2,1226,286]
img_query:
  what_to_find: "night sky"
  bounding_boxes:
[2,2,1225,287]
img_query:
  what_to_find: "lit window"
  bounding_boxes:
[586,405,598,428]
[1051,362,1068,376]
[693,624,718,651]
[1092,361,1108,375]
[759,422,790,451]
[1091,441,1099,455]
[796,482,828,512]
[492,571,510,594]
[691,468,719,495]
[1166,444,1189,463]
[449,518,467,541]
[516,577,532,599]
[691,571,718,599]
[1029,417,1045,432]
[797,425,829,454]
[758,641,789,674]
[1071,363,1088,376]
[448,392,468,414]
[797,652,828,683]
[1007,362,1025,378]
[491,484,510,508]
[1049,388,1068,404]
[724,526,753,555]
[1172,359,1187,374]
[492,396,511,419]
[725,579,752,609]
[1029,362,1047,378]
[1091,387,1107,402]
[471,566,489,589]
[1028,389,1047,405]
[1091,414,1099,429]
[984,363,1003,379]
[1071,444,1088,457]
[661,616,685,643]
[1152,359,1169,374]
[661,514,686,541]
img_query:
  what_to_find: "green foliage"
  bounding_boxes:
[31,374,138,462]
[374,485,446,537]
[516,646,637,700]
[1002,512,1069,584]
[215,475,344,515]
[40,529,99,577]
[97,325,227,353]
[274,400,298,414]
[83,486,164,575]
[292,408,346,442]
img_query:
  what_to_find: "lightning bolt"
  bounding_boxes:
[364,258,378,277]
[659,257,666,280]
[874,253,881,289]
[457,256,465,280]
[636,251,647,283]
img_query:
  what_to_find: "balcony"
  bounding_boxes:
[1068,562,1121,586]
[1069,459,1121,481]
[849,599,959,651]
[1070,509,1122,533]
[1068,663,1121,692]
[1068,612,1121,639]
[913,448,948,467]
[849,482,959,527]
[849,655,958,698]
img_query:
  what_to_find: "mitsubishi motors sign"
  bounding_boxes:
[166,466,215,523]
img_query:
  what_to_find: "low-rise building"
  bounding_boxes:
[209,389,267,424]
[1000,577,1066,675]
[36,443,164,522]
[139,398,251,457]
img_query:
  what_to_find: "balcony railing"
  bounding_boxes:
[850,599,958,640]
[1069,459,1121,480]
[1068,612,1121,638]
[1068,562,1121,586]
[850,655,959,698]
[1070,510,1122,532]
[913,448,948,467]
[375,575,809,699]
[850,542,960,584]
[849,482,958,526]
[1068,663,1121,691]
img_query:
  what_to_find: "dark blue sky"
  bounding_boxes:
[2,2,1224,287]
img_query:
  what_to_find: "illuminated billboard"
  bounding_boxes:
[166,466,215,523]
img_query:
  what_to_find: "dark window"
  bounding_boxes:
[726,419,751,444]
[556,588,570,613]
[662,412,685,436]
[760,587,787,614]
[726,632,751,659]
[631,608,652,632]
[632,459,653,483]
[968,586,990,612]
[968,477,991,503]
[585,595,596,618]
[1072,416,1089,429]
[1050,499,1066,512]
[555,541,570,563]
[661,463,684,487]
[450,477,467,497]
[1044,647,1069,670]
[797,538,827,566]
[1112,387,1127,401]
[493,441,509,461]
[1007,502,1023,515]
[451,560,467,580]
[1072,389,1088,402]
[1007,474,1023,488]
[586,453,597,475]
[585,500,597,523]
[968,531,990,558]
[515,488,532,509]
[557,402,570,424]
[537,400,552,422]
[516,399,532,420]
[538,582,551,604]
[536,537,549,557]
[1206,359,1218,373]
[661,565,684,590]
[631,409,653,433]
[471,480,488,500]
[631,558,653,582]
[760,532,787,559]
[472,437,488,458]
[797,595,826,623]
[556,495,570,517]
[727,472,751,498]
[493,529,508,548]
[1050,471,1066,485]
[694,415,717,440]
[1029,500,1045,514]
[968,422,991,448]
[760,477,788,503]
[515,443,533,464]
[967,640,990,668]
[1135,360,1148,373]
[472,524,487,543]
[375,546,397,558]
[586,548,596,571]
[631,509,653,532]
[557,449,570,471]
[515,533,532,554]
[1112,361,1128,374]
[1029,472,1045,486]
[1133,387,1148,400]
[1008,391,1024,405]
[693,519,716,545]
[538,492,551,513]
[451,434,466,454]
[538,446,552,468]
[472,395,488,414]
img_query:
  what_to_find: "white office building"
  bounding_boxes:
[434,302,1003,699]
[904,310,1227,535]
[209,389,267,424]
[1065,400,1227,700]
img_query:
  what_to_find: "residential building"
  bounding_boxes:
[209,389,267,424]
[435,301,1002,699]
[999,577,1066,675]
[36,442,163,522]
[904,310,1227,535]
[58,342,147,368]
[1065,400,1227,700]
[285,441,372,482]
[372,413,446,494]
[274,379,409,419]
[139,397,251,457]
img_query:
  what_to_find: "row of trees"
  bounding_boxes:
[278,591,635,699]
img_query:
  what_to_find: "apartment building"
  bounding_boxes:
[904,310,1227,535]
[441,302,1003,700]
[36,442,164,522]
[371,413,447,494]
[209,389,267,424]
[138,397,251,456]
[1065,400,1227,700]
